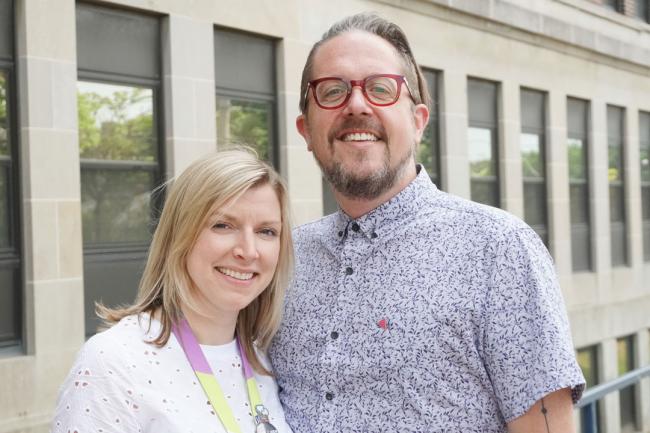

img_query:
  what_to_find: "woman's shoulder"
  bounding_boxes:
[80,314,161,366]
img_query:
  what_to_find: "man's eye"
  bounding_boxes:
[320,86,346,100]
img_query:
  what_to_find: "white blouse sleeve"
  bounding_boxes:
[51,336,141,433]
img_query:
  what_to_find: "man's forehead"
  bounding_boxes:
[311,30,404,77]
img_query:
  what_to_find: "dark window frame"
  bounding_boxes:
[214,28,279,169]
[76,4,164,336]
[0,0,23,350]
[640,111,650,261]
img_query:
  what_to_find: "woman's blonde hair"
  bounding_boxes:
[98,148,293,375]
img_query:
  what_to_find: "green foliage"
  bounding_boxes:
[567,139,585,180]
[77,87,155,161]
[216,99,271,161]
[77,84,156,245]
[522,150,543,178]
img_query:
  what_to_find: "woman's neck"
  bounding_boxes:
[180,306,238,346]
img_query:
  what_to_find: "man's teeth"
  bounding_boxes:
[217,267,254,280]
[341,132,378,142]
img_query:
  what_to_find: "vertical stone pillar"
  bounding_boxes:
[547,90,572,278]
[10,0,83,430]
[162,15,216,178]
[590,100,611,275]
[499,81,524,218]
[440,71,470,199]
[277,38,322,224]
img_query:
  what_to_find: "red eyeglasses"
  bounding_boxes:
[304,74,415,110]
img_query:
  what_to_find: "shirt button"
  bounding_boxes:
[345,267,353,275]
[338,230,343,237]
[351,222,360,232]
[371,231,378,239]
[325,392,334,401]
[330,331,339,340]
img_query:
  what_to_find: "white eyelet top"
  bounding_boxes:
[52,314,293,433]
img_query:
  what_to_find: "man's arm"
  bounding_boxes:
[507,388,576,433]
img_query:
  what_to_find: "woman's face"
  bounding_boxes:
[186,183,282,320]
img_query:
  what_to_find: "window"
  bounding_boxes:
[0,0,21,349]
[617,335,638,432]
[76,4,162,336]
[607,106,627,266]
[640,112,650,261]
[520,89,548,246]
[577,345,602,433]
[604,0,623,12]
[214,29,277,165]
[567,98,592,272]
[418,69,441,188]
[634,0,649,22]
[468,79,499,208]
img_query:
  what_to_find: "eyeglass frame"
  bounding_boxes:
[302,73,417,111]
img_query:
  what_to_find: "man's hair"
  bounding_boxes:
[97,148,294,376]
[299,12,431,113]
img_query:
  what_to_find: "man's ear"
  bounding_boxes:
[412,104,430,143]
[296,114,313,152]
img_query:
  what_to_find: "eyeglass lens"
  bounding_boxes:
[314,76,400,107]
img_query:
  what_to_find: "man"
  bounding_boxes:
[269,13,585,433]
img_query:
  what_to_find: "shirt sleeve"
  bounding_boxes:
[51,336,141,433]
[482,227,585,422]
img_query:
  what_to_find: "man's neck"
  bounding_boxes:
[335,166,417,219]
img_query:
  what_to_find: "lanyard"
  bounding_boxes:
[172,318,277,433]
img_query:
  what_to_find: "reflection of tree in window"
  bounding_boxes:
[77,82,156,246]
[0,72,7,155]
[216,98,271,162]
[0,71,9,248]
[568,138,586,180]
[468,127,494,177]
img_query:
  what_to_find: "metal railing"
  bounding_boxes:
[576,365,650,433]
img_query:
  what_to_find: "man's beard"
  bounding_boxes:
[315,138,415,201]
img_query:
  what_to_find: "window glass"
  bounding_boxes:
[0,71,8,156]
[617,336,638,432]
[468,127,495,177]
[521,133,543,178]
[577,346,601,433]
[418,69,440,186]
[641,145,650,183]
[0,71,9,248]
[78,81,157,247]
[0,165,9,248]
[634,0,648,20]
[567,98,591,272]
[215,97,272,161]
[568,138,587,180]
[214,29,276,166]
[78,82,155,162]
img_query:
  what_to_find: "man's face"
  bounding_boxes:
[297,30,429,200]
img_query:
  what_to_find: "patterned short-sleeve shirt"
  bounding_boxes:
[269,167,585,433]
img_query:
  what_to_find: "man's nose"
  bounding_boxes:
[233,231,259,261]
[342,86,371,115]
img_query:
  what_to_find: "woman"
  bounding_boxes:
[52,149,294,433]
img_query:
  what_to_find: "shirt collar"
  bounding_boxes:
[332,165,437,242]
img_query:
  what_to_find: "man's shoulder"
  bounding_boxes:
[428,191,531,236]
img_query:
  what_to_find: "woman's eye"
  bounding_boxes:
[212,222,230,230]
[259,228,278,237]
